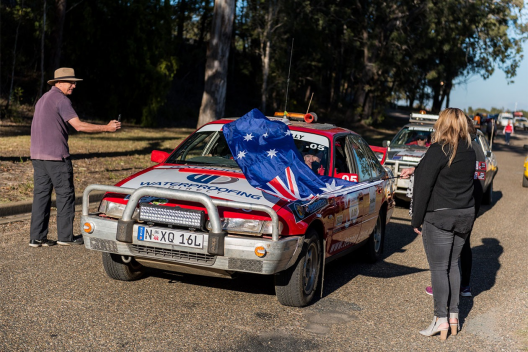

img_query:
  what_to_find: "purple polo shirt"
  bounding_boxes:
[30,86,78,160]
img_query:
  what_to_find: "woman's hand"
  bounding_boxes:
[413,227,422,236]
[400,167,415,179]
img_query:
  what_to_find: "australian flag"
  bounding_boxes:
[223,109,358,201]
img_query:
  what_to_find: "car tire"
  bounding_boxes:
[102,252,145,281]
[482,180,493,205]
[365,212,385,263]
[275,230,321,307]
[523,176,528,188]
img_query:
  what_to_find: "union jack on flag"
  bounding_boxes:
[223,109,358,201]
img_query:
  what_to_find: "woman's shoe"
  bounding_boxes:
[420,316,449,340]
[449,313,460,336]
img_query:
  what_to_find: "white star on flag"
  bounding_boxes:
[284,130,291,136]
[266,149,278,158]
[263,132,268,138]
[237,150,247,159]
[319,179,346,193]
[243,133,254,141]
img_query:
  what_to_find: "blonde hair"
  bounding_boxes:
[431,107,472,166]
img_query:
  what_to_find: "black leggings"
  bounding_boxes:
[460,232,472,287]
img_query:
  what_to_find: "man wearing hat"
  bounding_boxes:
[29,68,121,247]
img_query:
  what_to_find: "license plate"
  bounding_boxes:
[137,226,203,249]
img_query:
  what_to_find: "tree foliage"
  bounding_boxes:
[0,0,526,126]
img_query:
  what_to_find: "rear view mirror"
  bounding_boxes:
[382,140,390,147]
[151,150,169,163]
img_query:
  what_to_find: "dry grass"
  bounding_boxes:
[0,122,194,203]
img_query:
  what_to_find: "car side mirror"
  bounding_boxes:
[151,150,169,163]
[382,140,390,147]
[486,151,492,157]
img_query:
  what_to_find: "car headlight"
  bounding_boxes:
[206,218,283,236]
[98,199,139,219]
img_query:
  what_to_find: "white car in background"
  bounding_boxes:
[497,112,514,127]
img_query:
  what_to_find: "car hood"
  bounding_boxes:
[387,147,427,163]
[118,164,282,208]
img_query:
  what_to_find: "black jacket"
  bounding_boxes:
[411,140,476,228]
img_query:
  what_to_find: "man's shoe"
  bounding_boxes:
[29,239,57,247]
[460,286,472,297]
[425,286,433,296]
[57,235,84,246]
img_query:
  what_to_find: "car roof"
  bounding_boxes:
[210,117,357,138]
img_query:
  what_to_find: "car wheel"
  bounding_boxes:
[102,252,145,281]
[365,212,385,263]
[523,175,528,188]
[275,230,321,307]
[482,180,493,205]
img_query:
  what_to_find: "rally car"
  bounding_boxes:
[383,112,498,204]
[382,112,436,202]
[81,111,395,307]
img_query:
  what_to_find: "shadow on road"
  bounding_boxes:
[459,237,503,323]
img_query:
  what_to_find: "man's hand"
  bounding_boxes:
[107,120,121,132]
[400,167,415,179]
[413,227,422,236]
[69,117,121,133]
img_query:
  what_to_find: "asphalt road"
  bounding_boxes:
[1,131,527,352]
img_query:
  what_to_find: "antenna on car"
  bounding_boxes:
[283,38,294,117]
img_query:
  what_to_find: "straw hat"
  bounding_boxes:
[47,67,83,85]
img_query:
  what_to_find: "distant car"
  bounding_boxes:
[498,112,514,127]
[383,113,498,204]
[80,113,396,307]
[514,116,528,131]
[382,113,435,202]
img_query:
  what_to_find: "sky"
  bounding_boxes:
[449,38,528,113]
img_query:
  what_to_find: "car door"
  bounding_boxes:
[327,134,363,255]
[347,135,385,243]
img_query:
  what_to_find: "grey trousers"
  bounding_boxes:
[30,159,75,242]
[422,221,469,318]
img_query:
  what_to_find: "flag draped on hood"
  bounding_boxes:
[223,108,358,201]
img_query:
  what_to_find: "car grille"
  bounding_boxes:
[131,244,216,265]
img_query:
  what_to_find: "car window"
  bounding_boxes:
[390,126,433,147]
[165,124,330,174]
[347,136,374,181]
[353,136,385,178]
[478,134,491,154]
[333,135,351,174]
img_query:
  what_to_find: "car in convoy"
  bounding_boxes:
[80,113,396,307]
[382,112,498,204]
[497,112,514,127]
[513,112,527,131]
[382,112,435,202]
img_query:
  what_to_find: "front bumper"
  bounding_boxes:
[82,215,303,275]
[81,185,303,275]
[384,160,419,198]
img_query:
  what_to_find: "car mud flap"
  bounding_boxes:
[116,219,134,243]
[208,231,226,256]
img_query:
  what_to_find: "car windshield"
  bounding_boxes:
[165,124,331,175]
[390,126,433,148]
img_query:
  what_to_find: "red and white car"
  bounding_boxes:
[81,114,396,307]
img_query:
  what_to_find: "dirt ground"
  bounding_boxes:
[0,122,195,203]
[0,116,401,204]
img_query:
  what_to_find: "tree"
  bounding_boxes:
[197,0,235,128]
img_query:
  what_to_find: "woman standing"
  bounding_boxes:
[412,108,476,340]
[503,121,514,145]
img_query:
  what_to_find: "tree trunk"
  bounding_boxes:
[6,0,24,111]
[49,0,66,71]
[39,0,47,99]
[259,0,279,114]
[197,0,235,128]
